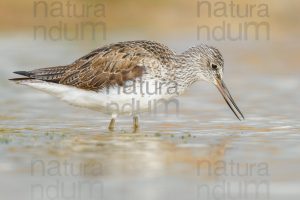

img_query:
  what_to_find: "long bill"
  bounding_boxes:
[215,77,245,121]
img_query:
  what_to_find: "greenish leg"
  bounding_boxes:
[108,118,115,131]
[133,116,139,132]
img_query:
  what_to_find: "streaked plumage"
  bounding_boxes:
[10,40,244,131]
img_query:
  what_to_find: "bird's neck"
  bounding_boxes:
[166,54,199,94]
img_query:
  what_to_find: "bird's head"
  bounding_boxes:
[182,44,244,120]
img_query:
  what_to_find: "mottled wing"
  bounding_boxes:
[11,41,176,90]
[59,44,152,91]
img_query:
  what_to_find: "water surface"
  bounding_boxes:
[0,37,299,200]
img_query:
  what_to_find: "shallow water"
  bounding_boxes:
[0,37,300,200]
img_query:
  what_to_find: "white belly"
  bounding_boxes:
[17,79,179,115]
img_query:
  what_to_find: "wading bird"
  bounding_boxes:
[10,40,244,131]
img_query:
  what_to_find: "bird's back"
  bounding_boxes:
[11,40,177,92]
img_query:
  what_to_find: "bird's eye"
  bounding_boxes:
[211,64,218,70]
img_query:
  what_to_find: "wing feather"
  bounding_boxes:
[59,44,150,91]
[11,41,177,91]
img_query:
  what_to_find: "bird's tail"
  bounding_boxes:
[9,65,70,83]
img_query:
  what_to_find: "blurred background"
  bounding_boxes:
[0,0,300,200]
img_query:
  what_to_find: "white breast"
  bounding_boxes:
[17,78,179,115]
